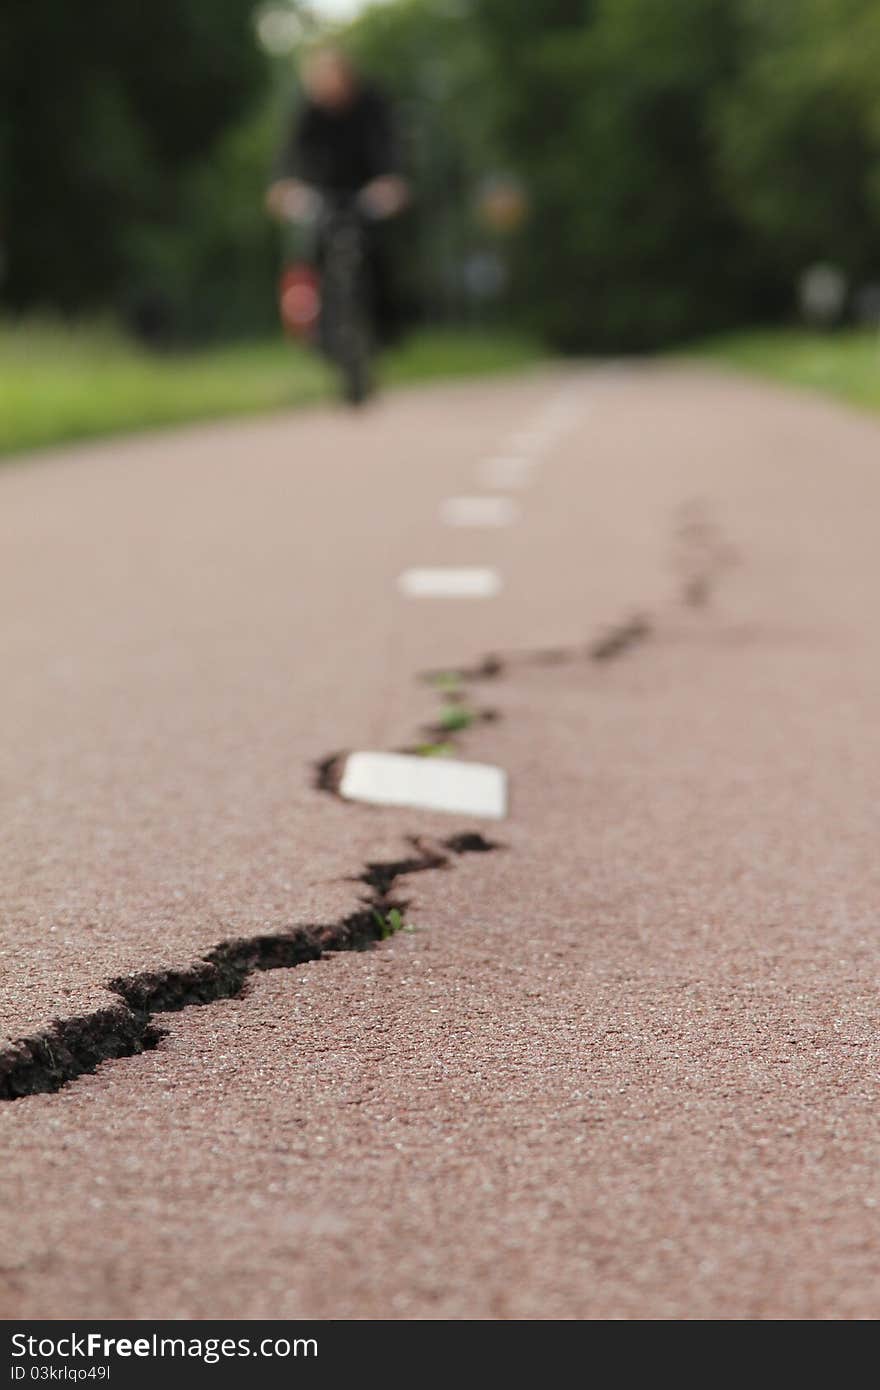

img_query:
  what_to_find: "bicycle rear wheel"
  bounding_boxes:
[337,305,373,406]
[322,217,375,407]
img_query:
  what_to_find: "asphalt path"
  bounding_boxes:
[1,364,878,1318]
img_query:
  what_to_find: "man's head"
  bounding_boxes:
[300,46,358,110]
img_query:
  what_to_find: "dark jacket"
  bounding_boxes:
[278,85,398,193]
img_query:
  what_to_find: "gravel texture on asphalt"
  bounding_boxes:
[2,366,878,1318]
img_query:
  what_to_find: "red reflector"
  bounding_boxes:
[279,265,321,338]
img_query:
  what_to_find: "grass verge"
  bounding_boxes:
[684,327,880,415]
[0,321,546,457]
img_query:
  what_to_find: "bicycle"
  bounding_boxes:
[315,192,375,406]
[274,184,382,407]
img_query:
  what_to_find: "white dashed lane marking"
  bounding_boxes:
[398,567,502,599]
[340,751,507,819]
[382,383,588,822]
[508,430,545,452]
[440,496,519,528]
[476,456,533,490]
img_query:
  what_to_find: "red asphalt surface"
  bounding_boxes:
[1,365,879,1319]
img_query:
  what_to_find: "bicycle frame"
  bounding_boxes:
[290,191,375,406]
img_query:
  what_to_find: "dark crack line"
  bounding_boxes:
[314,609,655,797]
[425,611,655,684]
[673,499,739,610]
[0,834,500,1103]
[413,504,738,690]
[588,614,653,662]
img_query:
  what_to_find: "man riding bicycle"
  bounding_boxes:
[266,46,409,359]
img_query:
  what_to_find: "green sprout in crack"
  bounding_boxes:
[427,671,463,693]
[439,704,476,733]
[414,741,454,758]
[372,907,414,940]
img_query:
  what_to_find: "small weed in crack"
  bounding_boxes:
[422,701,498,741]
[0,834,500,1103]
[414,503,738,687]
[438,704,476,734]
[411,742,454,758]
[315,696,500,792]
[420,610,656,693]
[422,655,505,686]
[372,907,414,940]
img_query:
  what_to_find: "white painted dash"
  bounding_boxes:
[508,430,548,452]
[476,456,533,489]
[440,496,519,528]
[340,751,507,819]
[398,566,502,599]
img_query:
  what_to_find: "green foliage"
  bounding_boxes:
[476,0,763,349]
[6,0,880,353]
[685,327,880,415]
[715,0,880,277]
[125,102,281,342]
[426,672,465,693]
[438,704,476,732]
[476,0,880,349]
[372,907,408,939]
[344,0,509,322]
[0,1,266,332]
[0,322,544,457]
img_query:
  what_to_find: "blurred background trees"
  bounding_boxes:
[344,0,505,326]
[716,0,880,289]
[2,0,880,351]
[0,1,268,338]
[475,0,770,349]
[475,0,880,348]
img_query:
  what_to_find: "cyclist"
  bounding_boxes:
[266,46,408,349]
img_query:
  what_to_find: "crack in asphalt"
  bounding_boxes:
[314,504,736,791]
[588,614,653,662]
[0,834,499,1103]
[313,607,657,795]
[421,610,656,690]
[673,499,739,609]
[8,503,733,1103]
[412,505,737,688]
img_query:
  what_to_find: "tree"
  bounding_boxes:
[0,1,264,325]
[344,0,508,323]
[476,0,779,349]
[716,0,880,282]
